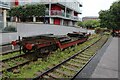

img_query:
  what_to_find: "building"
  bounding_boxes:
[82,16,99,22]
[12,0,82,27]
[0,1,10,28]
[9,0,19,7]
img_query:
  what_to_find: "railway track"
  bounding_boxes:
[0,35,97,61]
[0,34,97,55]
[0,52,36,73]
[1,34,103,78]
[32,35,108,79]
[0,51,24,61]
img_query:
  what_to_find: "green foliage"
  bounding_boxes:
[3,25,17,32]
[8,4,46,18]
[2,34,101,78]
[95,27,110,34]
[99,0,120,30]
[0,52,23,61]
[77,21,84,27]
[95,27,103,34]
[104,32,111,35]
[79,20,100,29]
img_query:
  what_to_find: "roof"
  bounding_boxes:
[0,1,10,9]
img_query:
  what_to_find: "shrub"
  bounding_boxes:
[104,32,111,35]
[3,25,17,32]
[95,27,103,34]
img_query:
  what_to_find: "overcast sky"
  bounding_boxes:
[79,0,117,17]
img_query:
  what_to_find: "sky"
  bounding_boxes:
[79,0,117,17]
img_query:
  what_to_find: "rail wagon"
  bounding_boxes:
[11,32,90,54]
[112,30,120,37]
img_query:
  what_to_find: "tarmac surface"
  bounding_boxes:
[91,37,119,78]
[74,37,119,79]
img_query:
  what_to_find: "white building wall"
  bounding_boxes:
[36,0,82,13]
[50,18,54,24]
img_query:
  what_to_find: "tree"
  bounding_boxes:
[99,0,120,30]
[82,20,100,29]
[77,21,84,27]
[8,4,46,22]
[109,1,120,30]
[77,20,100,29]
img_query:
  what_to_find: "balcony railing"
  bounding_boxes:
[66,13,71,18]
[0,1,10,9]
[72,16,79,20]
[66,14,79,20]
[45,10,79,20]
[51,10,65,17]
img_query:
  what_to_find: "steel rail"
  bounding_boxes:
[71,36,109,80]
[1,60,32,73]
[1,36,99,76]
[1,53,26,62]
[32,36,102,80]
[1,36,96,62]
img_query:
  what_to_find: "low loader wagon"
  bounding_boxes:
[11,32,90,54]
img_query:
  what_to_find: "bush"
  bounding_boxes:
[3,25,17,32]
[95,27,103,34]
[104,32,111,35]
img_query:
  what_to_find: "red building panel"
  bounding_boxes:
[15,0,19,6]
[51,4,62,11]
[54,18,60,25]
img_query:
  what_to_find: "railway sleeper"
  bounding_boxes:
[61,65,78,72]
[47,73,61,79]
[42,75,50,78]
[71,59,83,63]
[3,60,31,72]
[75,56,88,61]
[82,53,93,56]
[42,75,53,79]
[78,54,90,59]
[64,64,79,70]
[55,69,73,77]
[66,62,80,68]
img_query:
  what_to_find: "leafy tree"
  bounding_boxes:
[83,20,100,29]
[8,4,46,22]
[77,20,100,29]
[99,0,120,30]
[77,21,84,27]
[109,1,120,30]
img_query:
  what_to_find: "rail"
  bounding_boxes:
[32,36,103,79]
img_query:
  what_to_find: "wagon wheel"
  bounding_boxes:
[50,44,57,51]
[22,48,30,53]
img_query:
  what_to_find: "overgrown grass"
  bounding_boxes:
[0,51,24,61]
[2,34,109,79]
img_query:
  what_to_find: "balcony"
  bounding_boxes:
[51,10,65,17]
[72,16,79,20]
[66,13,71,18]
[45,10,79,21]
[66,14,79,20]
[0,1,10,9]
